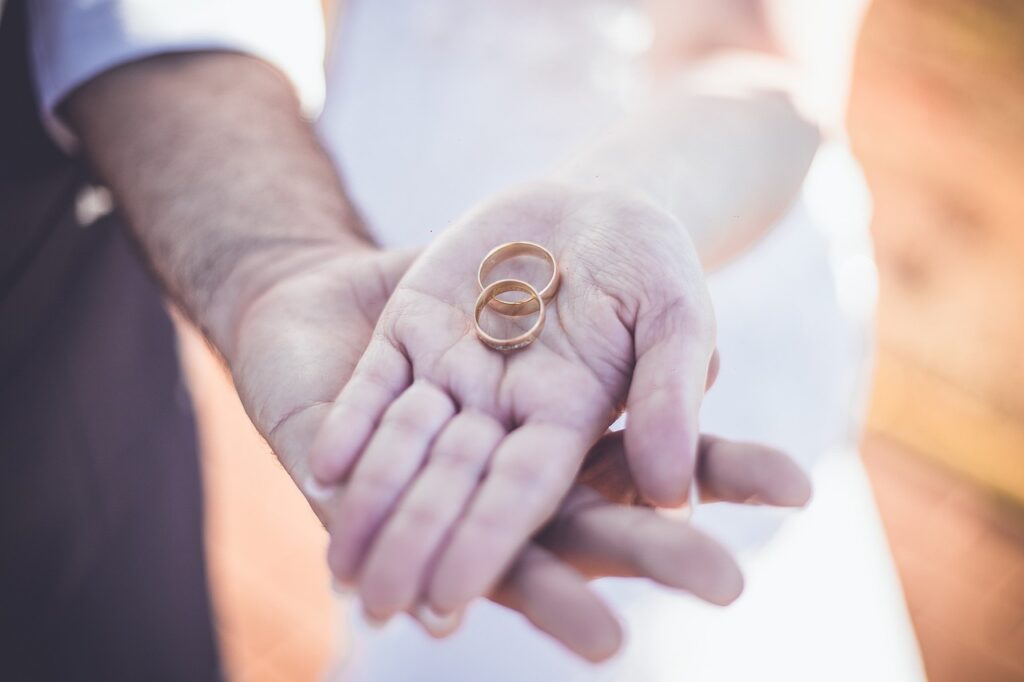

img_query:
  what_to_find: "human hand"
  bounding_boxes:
[308,182,719,619]
[490,430,811,661]
[218,238,807,662]
[221,244,416,500]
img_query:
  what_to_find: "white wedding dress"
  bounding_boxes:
[315,2,925,679]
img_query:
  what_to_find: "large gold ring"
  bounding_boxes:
[477,241,560,317]
[474,279,545,351]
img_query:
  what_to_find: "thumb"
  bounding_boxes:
[624,294,716,507]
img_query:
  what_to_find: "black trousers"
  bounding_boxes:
[0,2,221,679]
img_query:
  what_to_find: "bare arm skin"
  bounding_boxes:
[558,2,821,270]
[64,51,371,357]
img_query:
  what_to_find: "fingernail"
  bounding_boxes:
[415,604,461,638]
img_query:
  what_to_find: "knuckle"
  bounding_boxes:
[432,413,503,474]
[642,295,716,354]
[396,501,443,531]
[356,469,403,498]
[386,382,455,436]
[458,410,506,441]
[494,457,547,494]
[464,510,511,537]
[647,378,689,405]
[433,443,486,475]
[341,499,378,530]
[383,409,431,438]
[355,365,403,401]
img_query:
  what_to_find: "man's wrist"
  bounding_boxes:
[202,235,377,359]
[63,50,375,355]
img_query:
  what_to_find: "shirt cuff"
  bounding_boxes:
[28,0,326,149]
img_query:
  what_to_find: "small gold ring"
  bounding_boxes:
[477,241,560,317]
[474,279,545,351]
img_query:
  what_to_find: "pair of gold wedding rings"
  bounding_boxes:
[474,241,560,352]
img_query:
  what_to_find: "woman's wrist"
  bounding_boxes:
[551,75,818,268]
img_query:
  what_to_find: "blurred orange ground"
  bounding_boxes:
[863,437,1024,682]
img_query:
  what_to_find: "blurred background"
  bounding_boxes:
[180,0,1024,679]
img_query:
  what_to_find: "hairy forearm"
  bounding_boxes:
[64,51,370,353]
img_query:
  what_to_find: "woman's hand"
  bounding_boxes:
[492,431,811,662]
[308,182,719,619]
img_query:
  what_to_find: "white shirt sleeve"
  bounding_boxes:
[27,0,326,147]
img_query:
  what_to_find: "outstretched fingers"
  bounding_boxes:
[541,486,744,605]
[358,410,506,620]
[308,339,412,486]
[325,380,456,585]
[695,434,812,507]
[582,431,811,509]
[491,545,623,663]
[426,421,592,616]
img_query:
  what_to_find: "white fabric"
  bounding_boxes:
[27,0,326,147]
[316,1,925,680]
